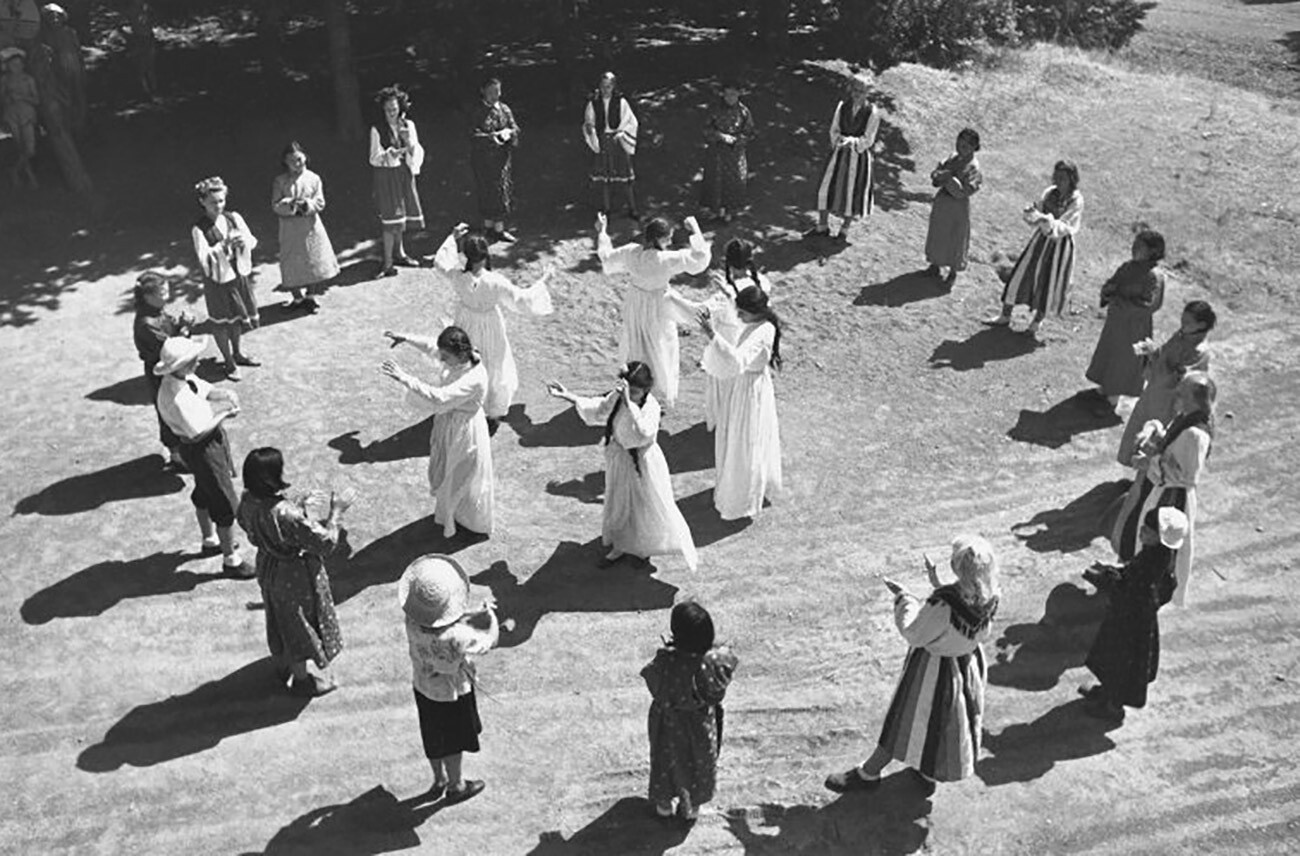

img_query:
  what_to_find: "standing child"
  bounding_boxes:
[1,47,40,188]
[641,601,738,822]
[1085,229,1167,407]
[988,160,1083,336]
[192,176,260,379]
[924,128,982,287]
[399,553,499,805]
[132,271,194,471]
[700,81,755,224]
[272,141,339,312]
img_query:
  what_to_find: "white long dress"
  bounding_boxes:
[574,391,698,569]
[597,232,712,407]
[702,269,772,431]
[429,233,553,418]
[395,340,495,537]
[701,320,783,520]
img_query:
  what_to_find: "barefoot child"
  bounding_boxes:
[400,553,499,805]
[641,601,738,822]
[1085,229,1167,407]
[924,128,982,287]
[133,271,194,471]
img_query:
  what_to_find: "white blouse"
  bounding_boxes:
[368,119,426,176]
[191,211,256,285]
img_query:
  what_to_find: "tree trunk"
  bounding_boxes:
[124,0,158,98]
[757,0,790,55]
[258,0,289,84]
[322,0,364,140]
[28,44,93,194]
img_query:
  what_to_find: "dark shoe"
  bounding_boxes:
[302,297,320,312]
[424,782,447,803]
[290,674,337,698]
[223,559,256,579]
[1077,683,1105,701]
[224,364,243,381]
[924,264,941,277]
[393,255,421,268]
[443,780,485,805]
[803,226,830,239]
[486,417,501,437]
[824,768,881,793]
[943,271,958,287]
[199,538,222,557]
[164,456,189,474]
[379,266,399,278]
[233,353,261,367]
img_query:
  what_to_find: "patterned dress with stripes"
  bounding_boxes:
[877,584,998,782]
[1001,185,1083,316]
[815,99,881,218]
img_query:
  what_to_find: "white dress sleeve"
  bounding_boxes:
[491,272,554,316]
[620,394,661,446]
[702,322,774,380]
[399,365,479,414]
[597,237,639,274]
[405,120,425,176]
[431,231,465,274]
[828,102,843,149]
[368,127,389,167]
[661,231,712,277]
[1155,426,1210,488]
[616,98,639,156]
[852,108,881,153]
[894,595,951,649]
[582,101,599,153]
[573,391,619,427]
[1038,189,1083,238]
[192,224,221,280]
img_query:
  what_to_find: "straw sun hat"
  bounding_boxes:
[1157,507,1189,550]
[153,336,207,375]
[398,554,472,629]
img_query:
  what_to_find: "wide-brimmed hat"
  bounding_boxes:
[398,554,470,628]
[1157,507,1189,550]
[153,336,207,375]
[0,47,26,63]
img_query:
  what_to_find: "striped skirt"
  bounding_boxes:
[816,148,873,218]
[1001,230,1075,316]
[877,644,987,782]
[1109,474,1198,607]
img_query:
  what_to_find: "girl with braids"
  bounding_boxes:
[369,85,426,277]
[698,282,784,521]
[702,239,771,431]
[380,326,494,538]
[1108,372,1215,607]
[546,362,698,570]
[428,224,554,434]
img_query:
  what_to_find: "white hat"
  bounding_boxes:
[153,336,207,375]
[398,554,470,628]
[42,4,67,18]
[0,47,26,63]
[1157,507,1189,550]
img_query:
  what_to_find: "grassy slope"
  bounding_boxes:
[2,33,1300,856]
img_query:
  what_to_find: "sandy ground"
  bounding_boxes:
[3,16,1300,856]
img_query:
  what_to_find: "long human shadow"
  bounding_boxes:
[469,539,679,648]
[76,657,310,773]
[327,417,432,465]
[330,517,487,606]
[677,488,752,548]
[853,269,950,308]
[20,551,225,625]
[929,327,1040,371]
[977,698,1122,787]
[512,405,603,449]
[86,376,151,406]
[1007,390,1122,449]
[1011,480,1131,554]
[723,771,932,855]
[546,471,605,504]
[12,456,185,516]
[527,796,690,855]
[987,583,1107,692]
[658,421,713,475]
[248,784,445,856]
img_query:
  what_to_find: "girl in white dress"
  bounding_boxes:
[699,284,784,521]
[546,362,698,570]
[428,225,553,434]
[595,212,712,407]
[381,326,495,538]
[702,238,772,431]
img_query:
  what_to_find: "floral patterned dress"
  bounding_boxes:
[701,100,754,211]
[470,99,520,220]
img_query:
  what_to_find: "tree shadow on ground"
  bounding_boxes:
[330,517,487,606]
[853,270,950,308]
[20,550,226,625]
[512,405,603,448]
[469,539,679,648]
[528,796,690,855]
[1007,390,1123,449]
[677,488,752,548]
[929,327,1041,371]
[327,417,433,465]
[86,375,152,405]
[77,657,310,772]
[987,583,1107,692]
[723,771,933,855]
[1011,480,1131,554]
[659,421,714,474]
[247,784,446,856]
[12,455,185,516]
[977,698,1122,786]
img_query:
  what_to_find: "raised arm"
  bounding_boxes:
[571,390,620,427]
[619,393,661,445]
[277,500,341,557]
[493,270,554,316]
[702,322,773,379]
[893,594,951,649]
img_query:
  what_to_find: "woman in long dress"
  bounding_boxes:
[698,284,783,521]
[428,225,553,434]
[272,141,339,312]
[380,326,494,538]
[1116,300,1215,466]
[237,447,353,697]
[1085,229,1167,407]
[988,160,1083,336]
[826,536,1000,792]
[595,212,711,408]
[583,71,639,218]
[546,362,698,570]
[369,85,426,277]
[807,74,880,240]
[700,82,754,223]
[924,128,982,287]
[469,76,521,243]
[1109,372,1215,607]
[701,239,771,432]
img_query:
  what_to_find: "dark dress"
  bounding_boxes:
[236,492,344,669]
[469,100,520,221]
[642,646,738,806]
[1085,543,1177,708]
[701,101,754,212]
[1085,260,1166,397]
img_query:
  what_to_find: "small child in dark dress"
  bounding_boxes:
[132,271,194,470]
[641,601,738,823]
[1085,229,1167,407]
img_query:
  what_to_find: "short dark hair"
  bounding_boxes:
[1135,229,1166,261]
[643,217,674,249]
[279,140,307,171]
[481,76,501,91]
[1183,300,1217,332]
[242,447,290,499]
[669,601,715,655]
[1053,159,1080,192]
[957,127,981,152]
[437,325,479,365]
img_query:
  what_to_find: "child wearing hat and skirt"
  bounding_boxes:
[400,553,499,805]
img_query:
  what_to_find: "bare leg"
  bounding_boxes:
[212,328,234,366]
[196,508,217,544]
[428,757,448,788]
[382,230,396,269]
[393,231,407,262]
[216,523,242,566]
[444,753,464,789]
[601,183,611,214]
[229,326,243,360]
